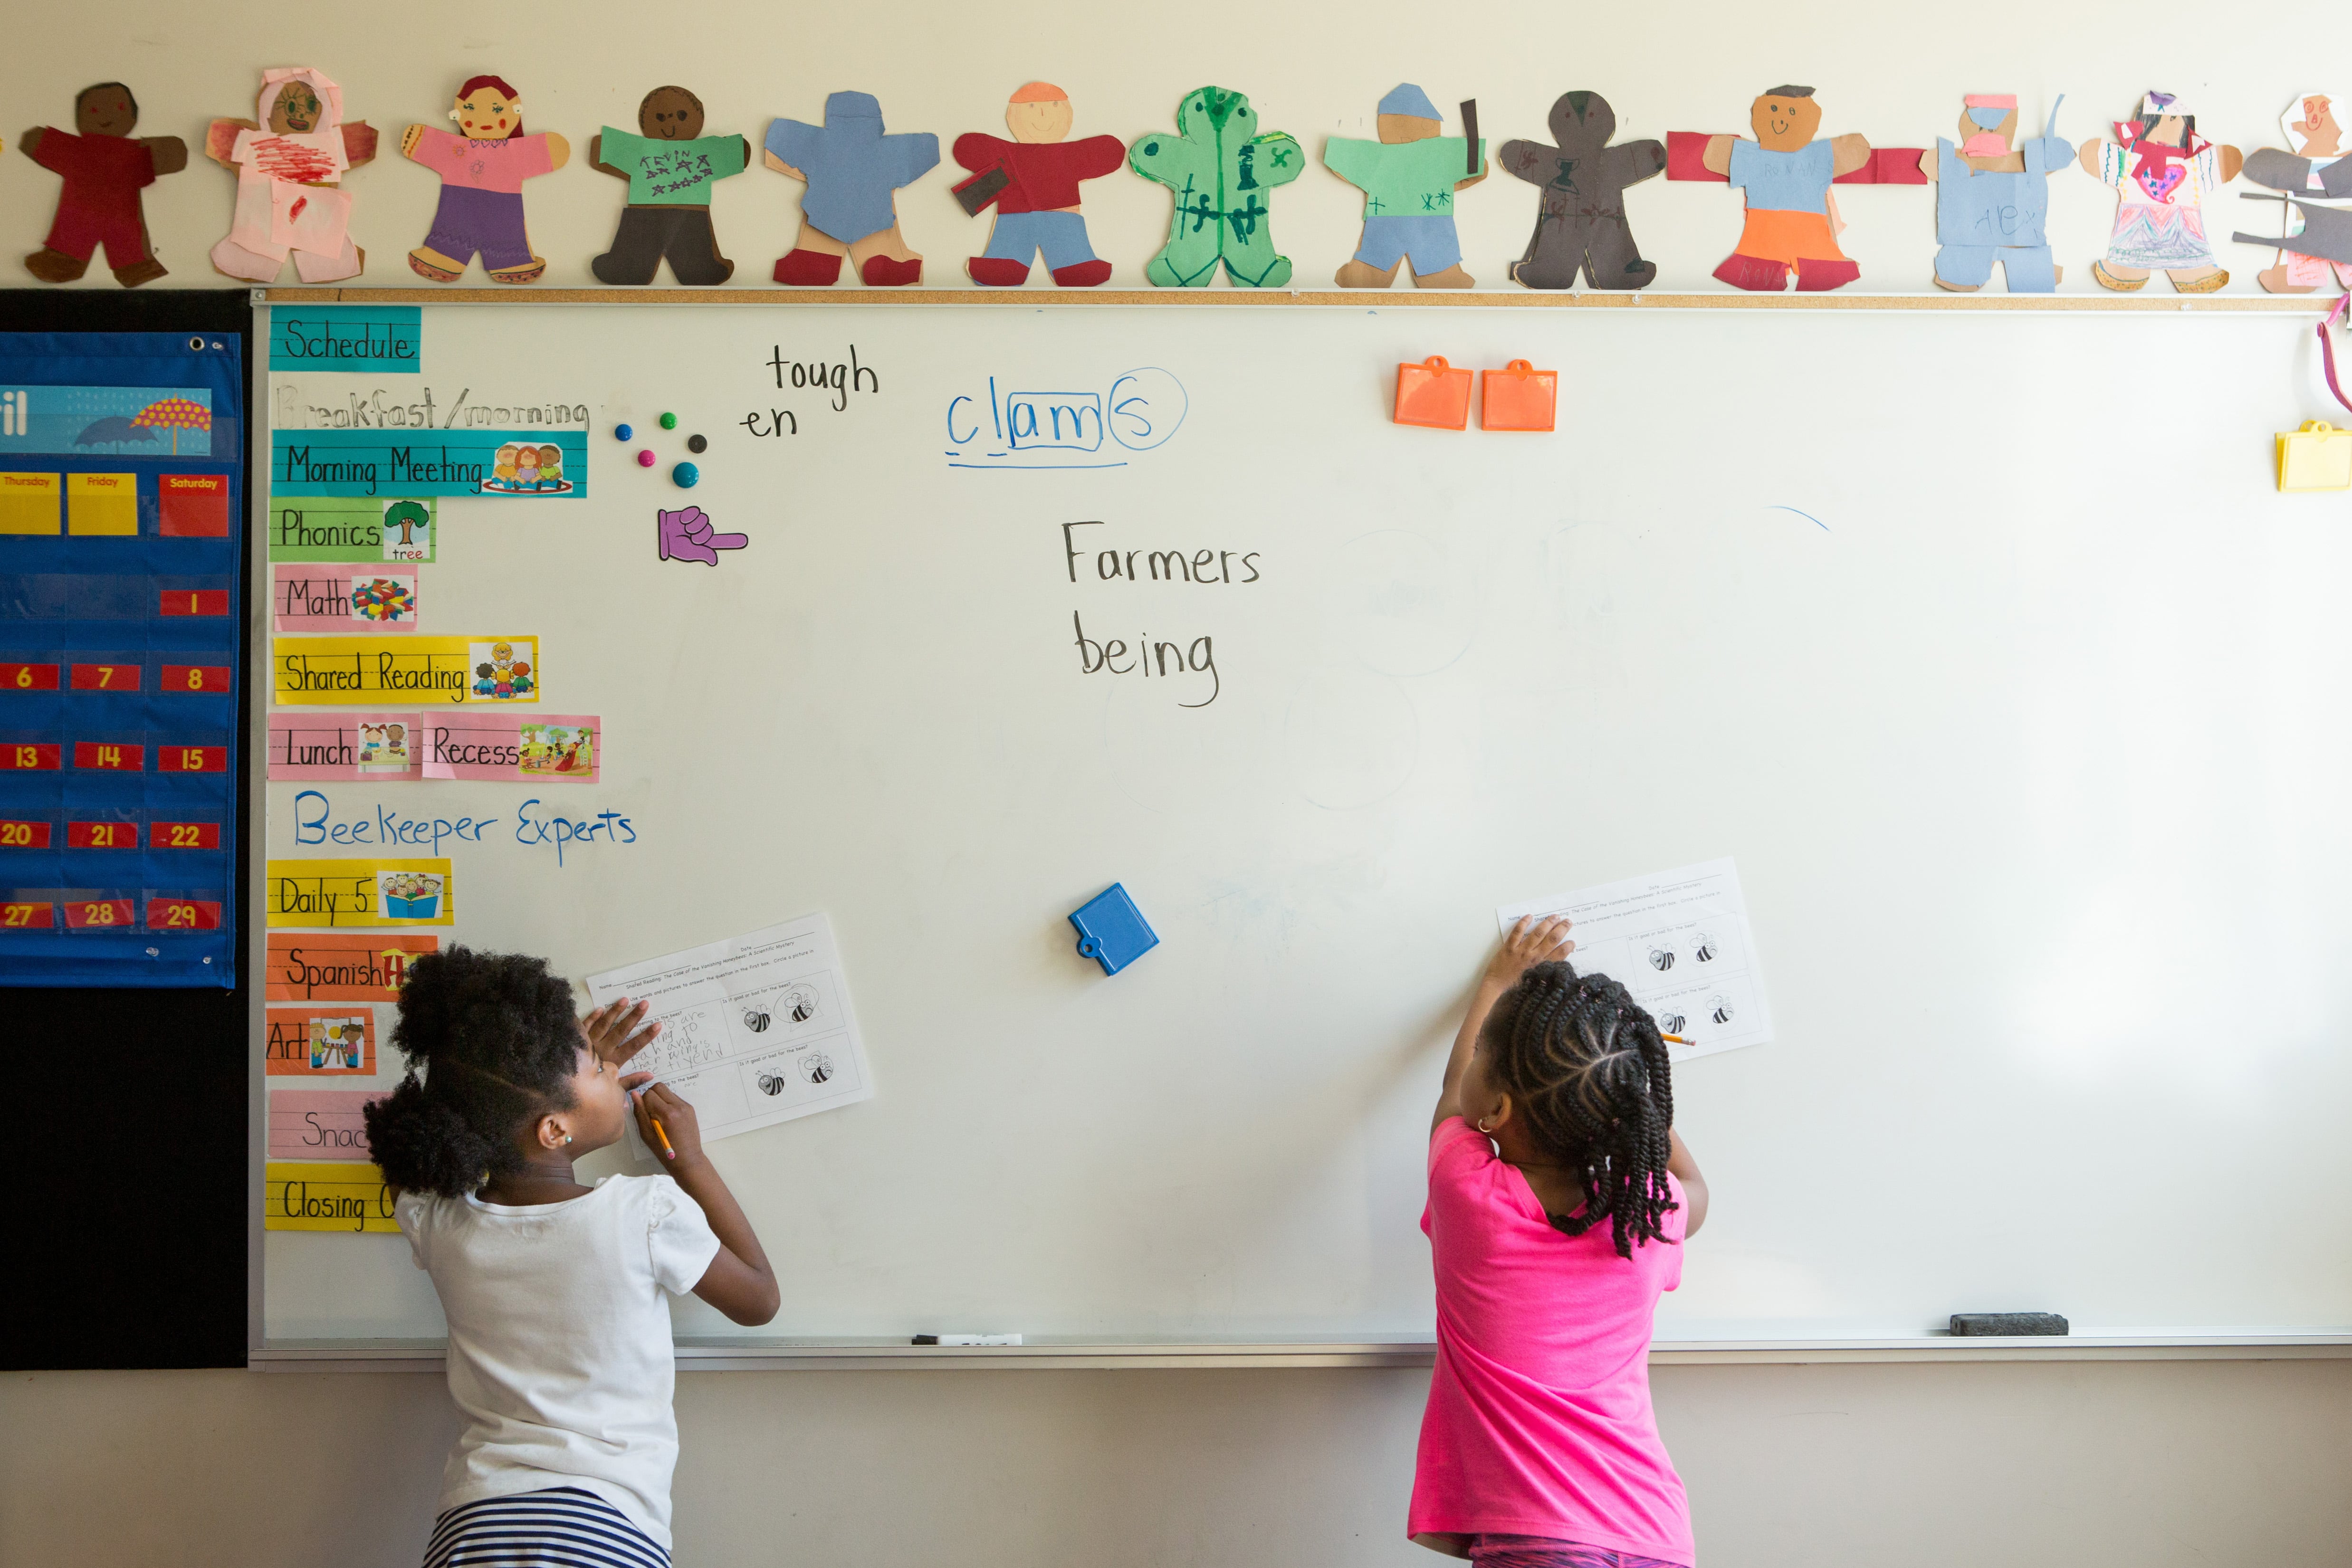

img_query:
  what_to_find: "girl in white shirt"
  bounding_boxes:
[363,947,779,1568]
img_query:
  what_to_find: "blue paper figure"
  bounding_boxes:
[1069,883,1158,976]
[764,91,939,287]
[1924,94,2068,292]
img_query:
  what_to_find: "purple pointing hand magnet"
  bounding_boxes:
[656,505,748,566]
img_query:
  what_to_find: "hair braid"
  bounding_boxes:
[1479,961,1680,1258]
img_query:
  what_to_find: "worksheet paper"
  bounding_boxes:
[1497,859,1773,1061]
[585,913,872,1149]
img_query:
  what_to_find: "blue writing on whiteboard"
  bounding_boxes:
[946,369,1186,471]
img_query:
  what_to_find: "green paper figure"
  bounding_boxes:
[1128,87,1302,287]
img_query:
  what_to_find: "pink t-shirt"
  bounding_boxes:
[410,128,556,193]
[1409,1117,1693,1565]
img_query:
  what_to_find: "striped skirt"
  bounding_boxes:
[423,1488,670,1568]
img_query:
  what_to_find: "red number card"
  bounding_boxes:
[146,898,224,932]
[159,589,229,617]
[161,663,232,694]
[150,820,222,851]
[0,900,56,930]
[69,662,143,692]
[0,820,54,850]
[72,741,143,771]
[157,744,227,774]
[66,821,137,850]
[0,662,60,692]
[0,743,60,771]
[62,897,134,930]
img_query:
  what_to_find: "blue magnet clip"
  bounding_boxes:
[1068,883,1158,976]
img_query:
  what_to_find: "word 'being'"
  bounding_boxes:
[947,368,1186,471]
[1073,614,1219,708]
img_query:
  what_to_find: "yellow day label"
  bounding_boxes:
[272,635,540,706]
[267,858,454,927]
[265,1162,400,1233]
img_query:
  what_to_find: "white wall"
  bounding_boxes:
[5,1361,2348,1565]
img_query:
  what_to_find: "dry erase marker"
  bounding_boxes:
[911,1334,1023,1346]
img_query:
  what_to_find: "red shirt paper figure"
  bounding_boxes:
[205,67,377,284]
[953,82,1124,287]
[20,82,188,287]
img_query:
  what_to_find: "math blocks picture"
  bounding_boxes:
[1069,883,1158,975]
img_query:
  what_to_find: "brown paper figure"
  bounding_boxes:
[2234,92,2352,294]
[1499,91,1663,290]
[590,88,751,286]
[21,83,187,286]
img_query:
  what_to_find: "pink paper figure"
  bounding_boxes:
[205,67,377,283]
[657,506,746,565]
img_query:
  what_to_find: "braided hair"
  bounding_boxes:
[361,947,582,1197]
[1480,961,1678,1258]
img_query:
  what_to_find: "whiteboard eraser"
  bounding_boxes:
[1950,1312,2068,1336]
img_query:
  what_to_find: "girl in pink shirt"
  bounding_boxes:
[1413,915,1711,1568]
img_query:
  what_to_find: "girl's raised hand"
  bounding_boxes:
[583,996,662,1071]
[1484,915,1576,990]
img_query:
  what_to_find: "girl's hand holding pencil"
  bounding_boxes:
[630,1080,703,1168]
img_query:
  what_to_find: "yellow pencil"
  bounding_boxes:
[1660,1033,1691,1045]
[648,1115,677,1161]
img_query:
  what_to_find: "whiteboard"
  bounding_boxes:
[259,301,2352,1344]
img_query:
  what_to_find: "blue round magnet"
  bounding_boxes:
[614,423,633,440]
[671,462,700,488]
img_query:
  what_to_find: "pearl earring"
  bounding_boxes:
[562,1133,573,1146]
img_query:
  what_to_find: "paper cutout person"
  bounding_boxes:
[765,92,938,287]
[1919,95,2069,293]
[1130,86,1305,288]
[952,82,1123,287]
[1323,84,1486,289]
[1499,91,1663,290]
[2079,92,2243,293]
[20,83,186,287]
[401,75,569,284]
[657,505,748,565]
[2234,93,2352,295]
[205,67,376,283]
[1697,87,1876,291]
[590,87,749,286]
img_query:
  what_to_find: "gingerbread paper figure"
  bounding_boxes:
[20,83,185,287]
[205,67,376,283]
[1919,95,2069,293]
[2079,91,2242,293]
[1129,86,1304,288]
[590,87,748,286]
[765,92,937,287]
[401,75,569,284]
[1323,84,1486,289]
[1499,90,1662,290]
[2233,93,2352,295]
[1667,86,1924,292]
[952,81,1122,287]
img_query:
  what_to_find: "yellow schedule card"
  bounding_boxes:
[266,1162,400,1233]
[0,472,60,535]
[67,472,138,535]
[267,858,454,927]
[274,634,541,706]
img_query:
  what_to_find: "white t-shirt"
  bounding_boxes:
[396,1174,723,1548]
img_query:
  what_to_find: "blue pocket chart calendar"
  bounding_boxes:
[0,333,243,985]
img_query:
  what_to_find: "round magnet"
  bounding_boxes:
[672,462,699,488]
[687,434,708,453]
[614,423,633,441]
[636,449,656,467]
[659,412,678,430]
